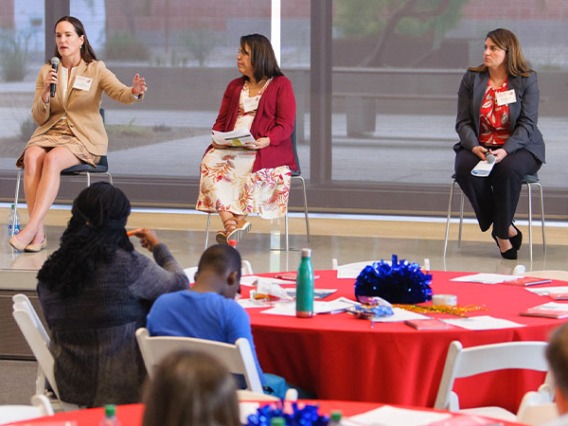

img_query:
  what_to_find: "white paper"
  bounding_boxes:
[336,261,379,279]
[526,286,568,296]
[471,160,495,177]
[212,128,255,147]
[261,297,357,316]
[345,405,451,426]
[371,307,430,323]
[527,302,568,313]
[451,273,521,285]
[240,276,293,287]
[442,315,524,330]
[237,298,271,309]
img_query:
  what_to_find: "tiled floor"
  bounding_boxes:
[1,205,565,287]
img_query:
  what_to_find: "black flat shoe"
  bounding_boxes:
[500,247,518,260]
[510,224,523,250]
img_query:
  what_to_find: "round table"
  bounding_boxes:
[6,401,529,426]
[245,270,567,412]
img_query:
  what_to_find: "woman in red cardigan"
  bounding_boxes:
[196,33,297,244]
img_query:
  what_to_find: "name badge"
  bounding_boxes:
[496,89,516,106]
[73,75,93,91]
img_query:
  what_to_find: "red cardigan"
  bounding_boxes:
[210,75,298,172]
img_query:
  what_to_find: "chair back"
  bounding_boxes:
[290,121,301,176]
[135,328,263,393]
[12,296,60,399]
[0,394,53,424]
[434,340,549,412]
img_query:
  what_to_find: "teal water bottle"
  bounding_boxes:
[295,248,314,318]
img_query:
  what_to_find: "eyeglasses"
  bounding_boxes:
[237,48,250,56]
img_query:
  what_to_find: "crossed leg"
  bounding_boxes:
[13,146,81,247]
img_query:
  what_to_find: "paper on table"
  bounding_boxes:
[451,273,521,284]
[344,405,451,426]
[240,276,293,287]
[371,307,430,323]
[442,315,524,330]
[212,128,255,147]
[261,297,358,316]
[526,286,568,296]
[237,298,271,309]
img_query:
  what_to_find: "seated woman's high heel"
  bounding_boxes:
[510,223,523,250]
[491,231,518,260]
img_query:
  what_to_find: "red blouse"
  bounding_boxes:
[478,81,511,147]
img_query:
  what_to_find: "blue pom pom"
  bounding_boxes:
[354,254,432,304]
[247,403,329,426]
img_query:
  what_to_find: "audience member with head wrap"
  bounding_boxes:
[37,182,188,407]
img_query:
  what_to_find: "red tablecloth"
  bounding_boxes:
[246,270,567,412]
[7,402,527,426]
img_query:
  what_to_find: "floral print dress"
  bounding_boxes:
[197,79,291,219]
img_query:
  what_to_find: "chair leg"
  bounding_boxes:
[458,188,465,247]
[443,181,455,258]
[285,211,289,251]
[538,183,546,252]
[205,213,211,248]
[12,169,23,237]
[86,172,91,187]
[526,183,534,263]
[298,176,310,242]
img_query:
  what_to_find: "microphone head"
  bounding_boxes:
[50,57,60,68]
[486,153,496,164]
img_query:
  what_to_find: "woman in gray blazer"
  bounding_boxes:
[454,28,544,260]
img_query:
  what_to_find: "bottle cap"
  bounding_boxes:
[301,248,311,257]
[228,240,238,248]
[331,410,342,421]
[270,417,286,426]
[104,404,116,417]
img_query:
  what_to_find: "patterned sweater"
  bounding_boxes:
[37,244,188,407]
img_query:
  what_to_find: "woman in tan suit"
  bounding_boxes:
[10,16,148,252]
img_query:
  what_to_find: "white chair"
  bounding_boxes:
[135,327,263,393]
[11,294,78,411]
[434,340,549,421]
[443,174,546,262]
[0,394,54,424]
[237,388,298,402]
[184,260,254,283]
[517,376,557,426]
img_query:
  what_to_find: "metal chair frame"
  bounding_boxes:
[443,174,546,262]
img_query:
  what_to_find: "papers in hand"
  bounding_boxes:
[471,159,495,177]
[212,128,255,147]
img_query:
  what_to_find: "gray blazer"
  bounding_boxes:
[454,69,545,163]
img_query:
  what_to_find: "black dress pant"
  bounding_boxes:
[454,148,541,239]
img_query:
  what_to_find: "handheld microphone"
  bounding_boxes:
[486,152,496,164]
[50,57,60,98]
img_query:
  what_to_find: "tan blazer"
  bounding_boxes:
[30,59,141,156]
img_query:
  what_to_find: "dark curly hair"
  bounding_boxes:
[38,182,134,297]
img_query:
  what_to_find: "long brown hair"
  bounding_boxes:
[469,28,532,77]
[52,16,97,63]
[240,33,283,83]
[142,351,240,426]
